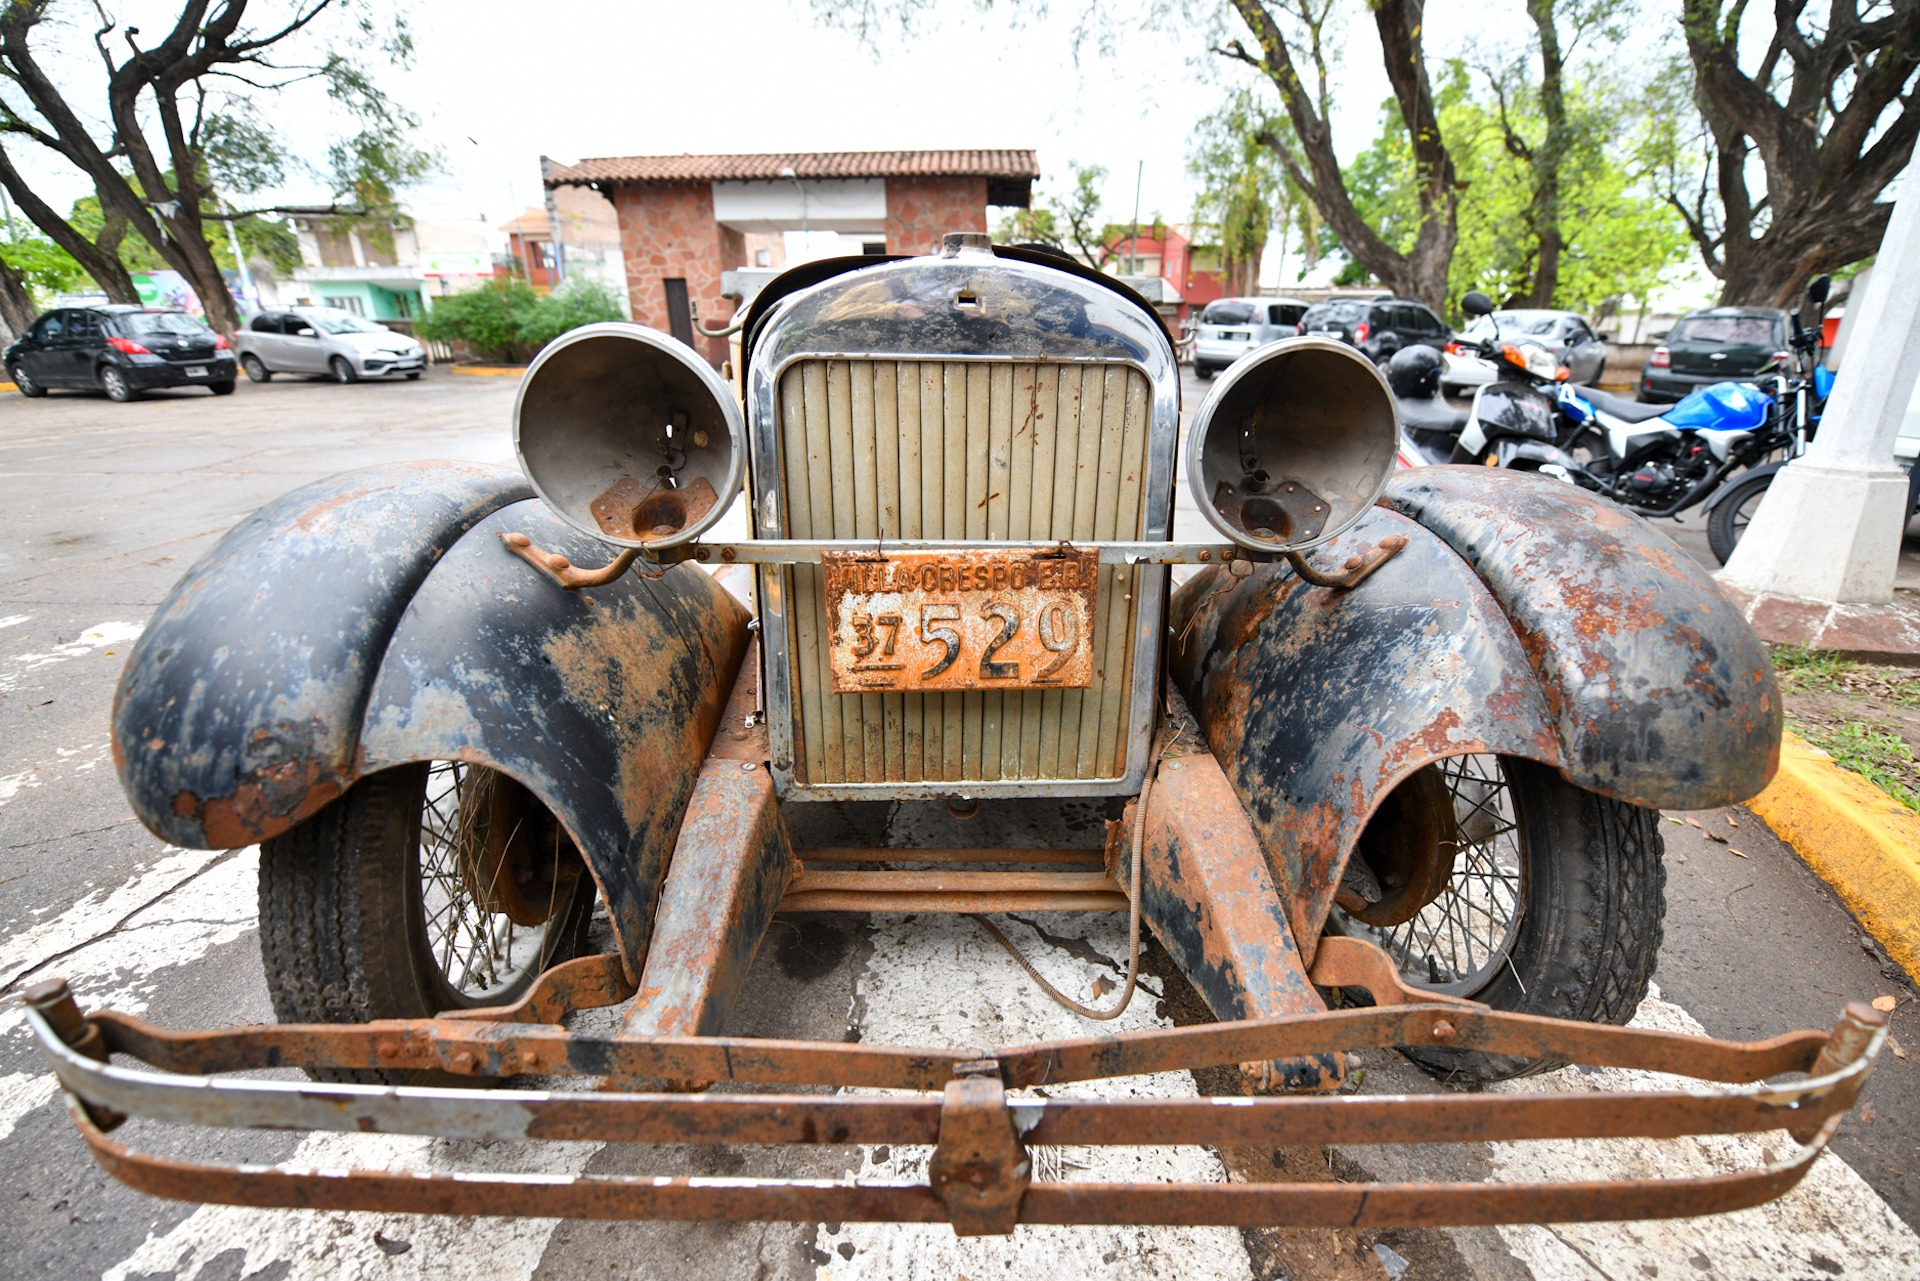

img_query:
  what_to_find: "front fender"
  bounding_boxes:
[1170,466,1778,951]
[114,464,753,971]
[114,462,538,847]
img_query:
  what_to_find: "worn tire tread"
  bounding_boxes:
[1402,758,1666,1083]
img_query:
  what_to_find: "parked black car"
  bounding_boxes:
[1298,296,1450,363]
[1639,306,1789,403]
[5,305,236,401]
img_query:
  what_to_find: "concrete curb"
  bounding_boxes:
[448,365,526,377]
[1748,730,1920,983]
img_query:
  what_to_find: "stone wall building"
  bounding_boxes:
[544,150,1036,365]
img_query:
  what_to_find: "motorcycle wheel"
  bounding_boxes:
[1707,470,1774,564]
[259,761,594,1085]
[1331,755,1665,1082]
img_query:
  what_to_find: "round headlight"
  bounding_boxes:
[514,323,744,549]
[1183,337,1400,551]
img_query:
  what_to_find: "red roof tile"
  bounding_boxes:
[547,150,1039,185]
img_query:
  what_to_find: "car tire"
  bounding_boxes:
[99,365,136,402]
[258,762,594,1086]
[1332,754,1665,1082]
[7,363,45,398]
[329,355,359,384]
[209,380,236,396]
[241,354,272,383]
[1194,362,1215,381]
[406,371,422,380]
[1706,470,1775,565]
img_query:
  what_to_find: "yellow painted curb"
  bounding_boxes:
[449,365,526,377]
[1748,730,1920,983]
[1,381,17,393]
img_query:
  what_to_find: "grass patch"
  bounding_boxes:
[1769,644,1920,706]
[1787,718,1920,812]
[1770,645,1920,811]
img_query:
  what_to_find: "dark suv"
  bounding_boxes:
[5,305,237,401]
[1298,296,1450,363]
[1639,307,1789,403]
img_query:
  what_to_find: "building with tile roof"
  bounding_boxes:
[546,150,1037,363]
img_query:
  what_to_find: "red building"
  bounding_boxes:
[1105,223,1228,327]
[545,150,1037,364]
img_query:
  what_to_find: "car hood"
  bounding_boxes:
[332,330,418,351]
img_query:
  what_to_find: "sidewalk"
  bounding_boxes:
[1719,583,1920,666]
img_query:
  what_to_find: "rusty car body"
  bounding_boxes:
[31,234,1884,1234]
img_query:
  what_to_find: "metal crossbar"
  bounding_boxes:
[26,975,1887,1235]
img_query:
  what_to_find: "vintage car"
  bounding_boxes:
[28,234,1885,1235]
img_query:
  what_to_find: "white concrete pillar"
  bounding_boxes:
[1719,163,1920,604]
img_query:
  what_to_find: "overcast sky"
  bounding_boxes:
[12,0,1509,238]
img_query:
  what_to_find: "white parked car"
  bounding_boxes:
[234,308,426,384]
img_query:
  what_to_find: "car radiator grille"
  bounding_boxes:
[769,358,1154,787]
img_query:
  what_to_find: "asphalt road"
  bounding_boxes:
[1,368,1916,1280]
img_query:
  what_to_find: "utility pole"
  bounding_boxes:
[540,155,568,285]
[219,196,256,318]
[1127,160,1143,276]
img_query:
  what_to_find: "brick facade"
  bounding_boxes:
[884,176,989,255]
[598,170,999,367]
[610,182,741,366]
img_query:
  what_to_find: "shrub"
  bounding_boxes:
[418,277,625,362]
[518,279,626,350]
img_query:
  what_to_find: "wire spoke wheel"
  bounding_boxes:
[260,761,593,1084]
[1337,755,1524,998]
[1330,754,1666,1081]
[416,762,574,1003]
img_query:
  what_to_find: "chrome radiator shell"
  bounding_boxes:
[744,250,1179,799]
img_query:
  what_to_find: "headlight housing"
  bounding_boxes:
[1184,337,1400,551]
[514,323,744,549]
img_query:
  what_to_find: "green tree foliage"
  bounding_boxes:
[5,235,87,296]
[1188,94,1279,296]
[1338,61,1688,317]
[417,278,626,364]
[993,162,1121,267]
[0,2,437,332]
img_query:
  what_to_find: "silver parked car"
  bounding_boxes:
[1189,295,1310,378]
[1440,309,1608,396]
[235,308,426,384]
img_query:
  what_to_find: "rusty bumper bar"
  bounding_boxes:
[27,977,1885,1234]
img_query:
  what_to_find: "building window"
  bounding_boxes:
[393,293,416,319]
[324,295,365,315]
[755,249,771,267]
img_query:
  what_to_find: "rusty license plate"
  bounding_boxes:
[823,549,1098,693]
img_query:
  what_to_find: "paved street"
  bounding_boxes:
[2,368,1917,1279]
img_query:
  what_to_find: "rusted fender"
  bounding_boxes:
[114,462,537,848]
[356,500,750,975]
[1170,505,1560,954]
[1377,467,1780,805]
[1169,470,1778,953]
[114,464,752,973]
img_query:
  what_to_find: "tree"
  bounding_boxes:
[1342,61,1690,315]
[992,162,1121,267]
[1478,0,1631,306]
[0,1,433,332]
[1188,93,1288,295]
[1214,0,1459,306]
[1671,0,1920,306]
[0,220,88,336]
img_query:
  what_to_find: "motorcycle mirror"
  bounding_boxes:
[1462,291,1494,318]
[1807,275,1831,307]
